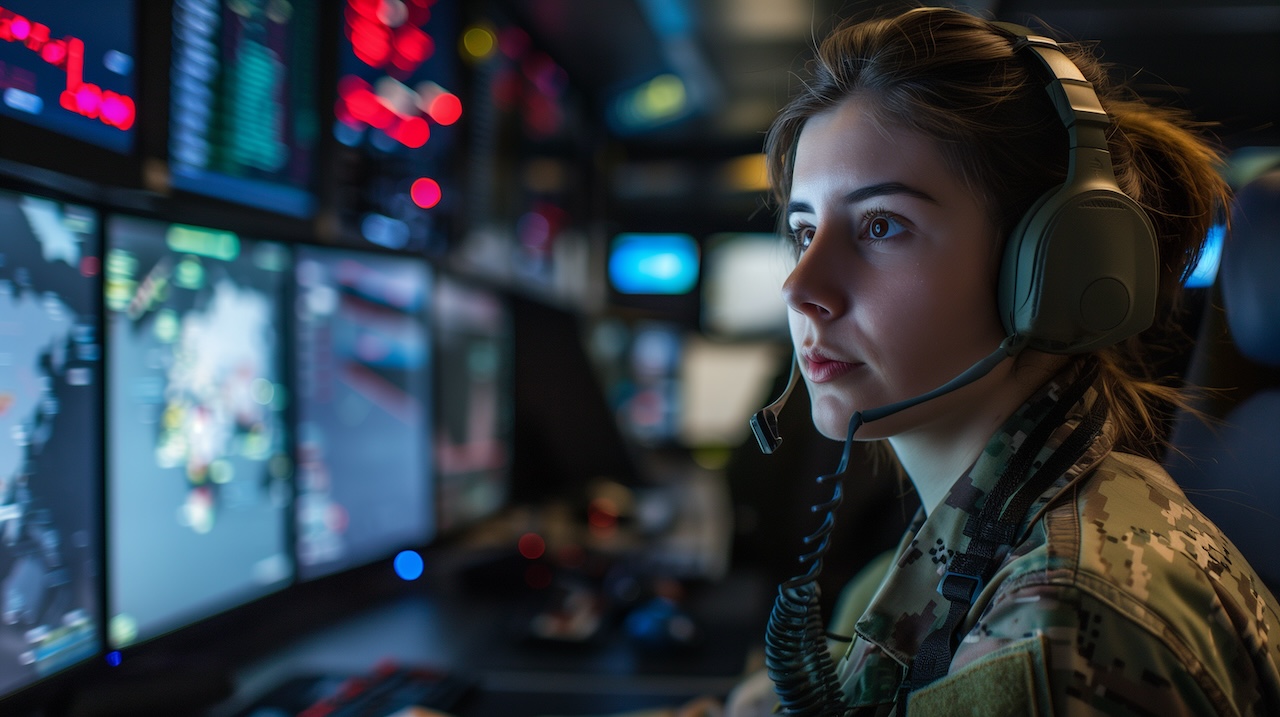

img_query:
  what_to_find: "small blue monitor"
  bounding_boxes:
[608,233,699,295]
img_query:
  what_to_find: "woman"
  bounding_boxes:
[743,6,1280,716]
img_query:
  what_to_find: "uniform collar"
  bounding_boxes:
[851,360,1114,667]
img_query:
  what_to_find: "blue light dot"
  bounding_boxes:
[394,550,424,581]
[106,651,122,667]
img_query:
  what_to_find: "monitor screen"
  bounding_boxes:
[0,0,137,153]
[432,275,512,534]
[0,188,103,695]
[168,0,320,217]
[608,233,699,296]
[104,215,292,649]
[700,232,790,339]
[293,245,435,580]
[589,319,685,447]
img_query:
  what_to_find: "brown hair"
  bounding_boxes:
[764,6,1229,458]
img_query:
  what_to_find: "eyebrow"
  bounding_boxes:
[785,181,939,219]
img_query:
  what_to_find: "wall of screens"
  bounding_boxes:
[0,2,582,711]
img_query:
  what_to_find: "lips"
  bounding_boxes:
[801,349,862,383]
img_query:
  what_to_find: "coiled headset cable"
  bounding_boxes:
[756,337,1024,716]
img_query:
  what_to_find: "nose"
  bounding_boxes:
[781,231,847,321]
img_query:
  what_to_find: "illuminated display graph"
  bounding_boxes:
[0,0,136,153]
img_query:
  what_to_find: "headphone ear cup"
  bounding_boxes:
[999,185,1159,354]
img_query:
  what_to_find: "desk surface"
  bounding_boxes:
[209,570,772,717]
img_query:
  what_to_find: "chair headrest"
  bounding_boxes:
[1223,168,1280,367]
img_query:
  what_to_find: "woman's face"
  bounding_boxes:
[784,95,1009,440]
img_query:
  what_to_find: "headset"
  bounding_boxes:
[752,19,1159,715]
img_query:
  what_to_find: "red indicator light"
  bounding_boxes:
[347,0,379,20]
[101,93,134,130]
[81,255,100,278]
[410,177,440,208]
[74,83,101,117]
[518,532,546,560]
[350,18,391,67]
[343,86,395,129]
[40,38,65,65]
[391,24,433,69]
[392,115,429,147]
[426,92,461,125]
[9,15,29,41]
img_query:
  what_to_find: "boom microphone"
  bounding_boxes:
[751,335,1027,454]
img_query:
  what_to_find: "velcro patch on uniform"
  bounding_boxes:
[908,637,1048,717]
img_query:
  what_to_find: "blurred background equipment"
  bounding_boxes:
[0,0,1274,715]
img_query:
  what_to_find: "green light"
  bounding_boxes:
[174,257,205,289]
[165,225,240,261]
[104,249,137,280]
[153,310,180,343]
[639,74,686,119]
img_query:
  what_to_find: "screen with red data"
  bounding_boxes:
[0,0,137,154]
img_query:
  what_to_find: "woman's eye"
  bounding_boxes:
[866,213,905,241]
[791,226,814,250]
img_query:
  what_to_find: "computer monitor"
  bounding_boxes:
[608,321,685,446]
[432,274,513,534]
[293,245,436,580]
[700,232,790,339]
[0,187,104,700]
[0,0,137,154]
[605,232,701,327]
[104,214,292,650]
[167,0,320,217]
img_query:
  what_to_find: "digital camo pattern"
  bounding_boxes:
[829,365,1280,716]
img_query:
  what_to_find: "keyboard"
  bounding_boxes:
[235,661,475,717]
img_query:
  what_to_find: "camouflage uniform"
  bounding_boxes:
[828,363,1280,716]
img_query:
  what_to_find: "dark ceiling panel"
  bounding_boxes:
[490,0,1279,150]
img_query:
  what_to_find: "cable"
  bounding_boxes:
[760,337,1024,715]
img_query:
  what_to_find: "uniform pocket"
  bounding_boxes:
[906,636,1052,717]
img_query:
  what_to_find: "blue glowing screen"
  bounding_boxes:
[609,233,699,295]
